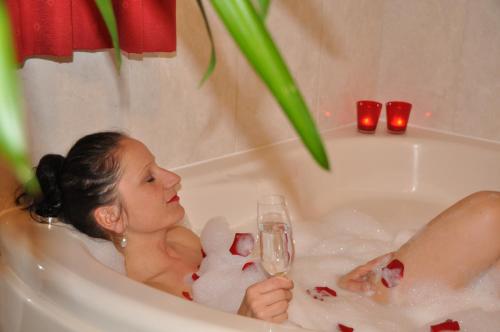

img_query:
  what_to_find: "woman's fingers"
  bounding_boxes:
[241,277,294,322]
[345,264,371,280]
[245,288,293,316]
[260,299,289,320]
[244,277,292,305]
[253,288,293,306]
[338,253,394,293]
[338,264,373,291]
[349,252,394,279]
[339,277,371,293]
[366,252,394,268]
[251,276,294,294]
[342,279,373,293]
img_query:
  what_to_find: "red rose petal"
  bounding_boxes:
[242,261,255,271]
[338,323,354,332]
[201,248,207,258]
[381,259,405,288]
[182,291,193,301]
[191,273,200,281]
[315,286,337,297]
[386,259,405,276]
[229,233,254,257]
[430,319,460,332]
[306,286,337,301]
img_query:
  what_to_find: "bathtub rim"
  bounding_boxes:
[1,123,500,332]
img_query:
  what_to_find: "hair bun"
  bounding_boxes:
[35,154,65,217]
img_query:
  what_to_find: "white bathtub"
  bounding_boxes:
[1,124,499,332]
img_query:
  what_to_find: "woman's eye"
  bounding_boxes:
[146,176,155,183]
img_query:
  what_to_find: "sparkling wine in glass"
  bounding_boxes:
[257,195,294,276]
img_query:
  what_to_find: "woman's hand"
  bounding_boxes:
[238,276,294,323]
[338,252,394,293]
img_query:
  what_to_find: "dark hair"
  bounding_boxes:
[18,131,126,239]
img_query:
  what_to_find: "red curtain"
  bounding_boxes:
[6,0,176,64]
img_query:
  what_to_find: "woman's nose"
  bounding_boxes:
[162,170,181,188]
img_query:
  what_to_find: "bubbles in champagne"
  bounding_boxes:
[259,221,293,276]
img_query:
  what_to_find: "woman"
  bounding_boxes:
[21,131,500,317]
[21,131,293,323]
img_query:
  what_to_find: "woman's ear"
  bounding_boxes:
[94,205,124,234]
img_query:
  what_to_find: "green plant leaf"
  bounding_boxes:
[94,0,121,70]
[0,3,39,194]
[252,0,271,20]
[196,0,217,87]
[210,0,329,170]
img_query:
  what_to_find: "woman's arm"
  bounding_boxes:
[238,277,294,323]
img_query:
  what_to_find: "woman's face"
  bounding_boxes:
[116,138,184,234]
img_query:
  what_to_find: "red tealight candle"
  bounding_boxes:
[386,101,412,134]
[356,100,382,133]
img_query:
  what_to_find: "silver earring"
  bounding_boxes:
[120,234,127,248]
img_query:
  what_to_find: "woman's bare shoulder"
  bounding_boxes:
[166,225,201,251]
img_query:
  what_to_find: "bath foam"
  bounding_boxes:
[65,207,500,331]
[290,208,500,331]
[194,209,500,331]
[200,217,234,255]
[292,209,395,260]
[53,222,126,275]
[192,218,266,313]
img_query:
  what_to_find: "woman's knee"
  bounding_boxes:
[467,191,500,201]
[466,191,500,229]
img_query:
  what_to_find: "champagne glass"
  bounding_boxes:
[257,195,294,276]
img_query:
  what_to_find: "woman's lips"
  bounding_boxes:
[167,195,180,203]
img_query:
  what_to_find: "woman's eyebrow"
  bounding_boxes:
[138,160,155,178]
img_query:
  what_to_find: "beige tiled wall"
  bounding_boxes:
[452,0,500,140]
[19,0,500,171]
[377,0,500,141]
[376,0,468,131]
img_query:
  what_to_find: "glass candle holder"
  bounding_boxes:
[357,100,382,133]
[386,101,412,134]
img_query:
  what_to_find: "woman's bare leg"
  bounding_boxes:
[364,191,500,302]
